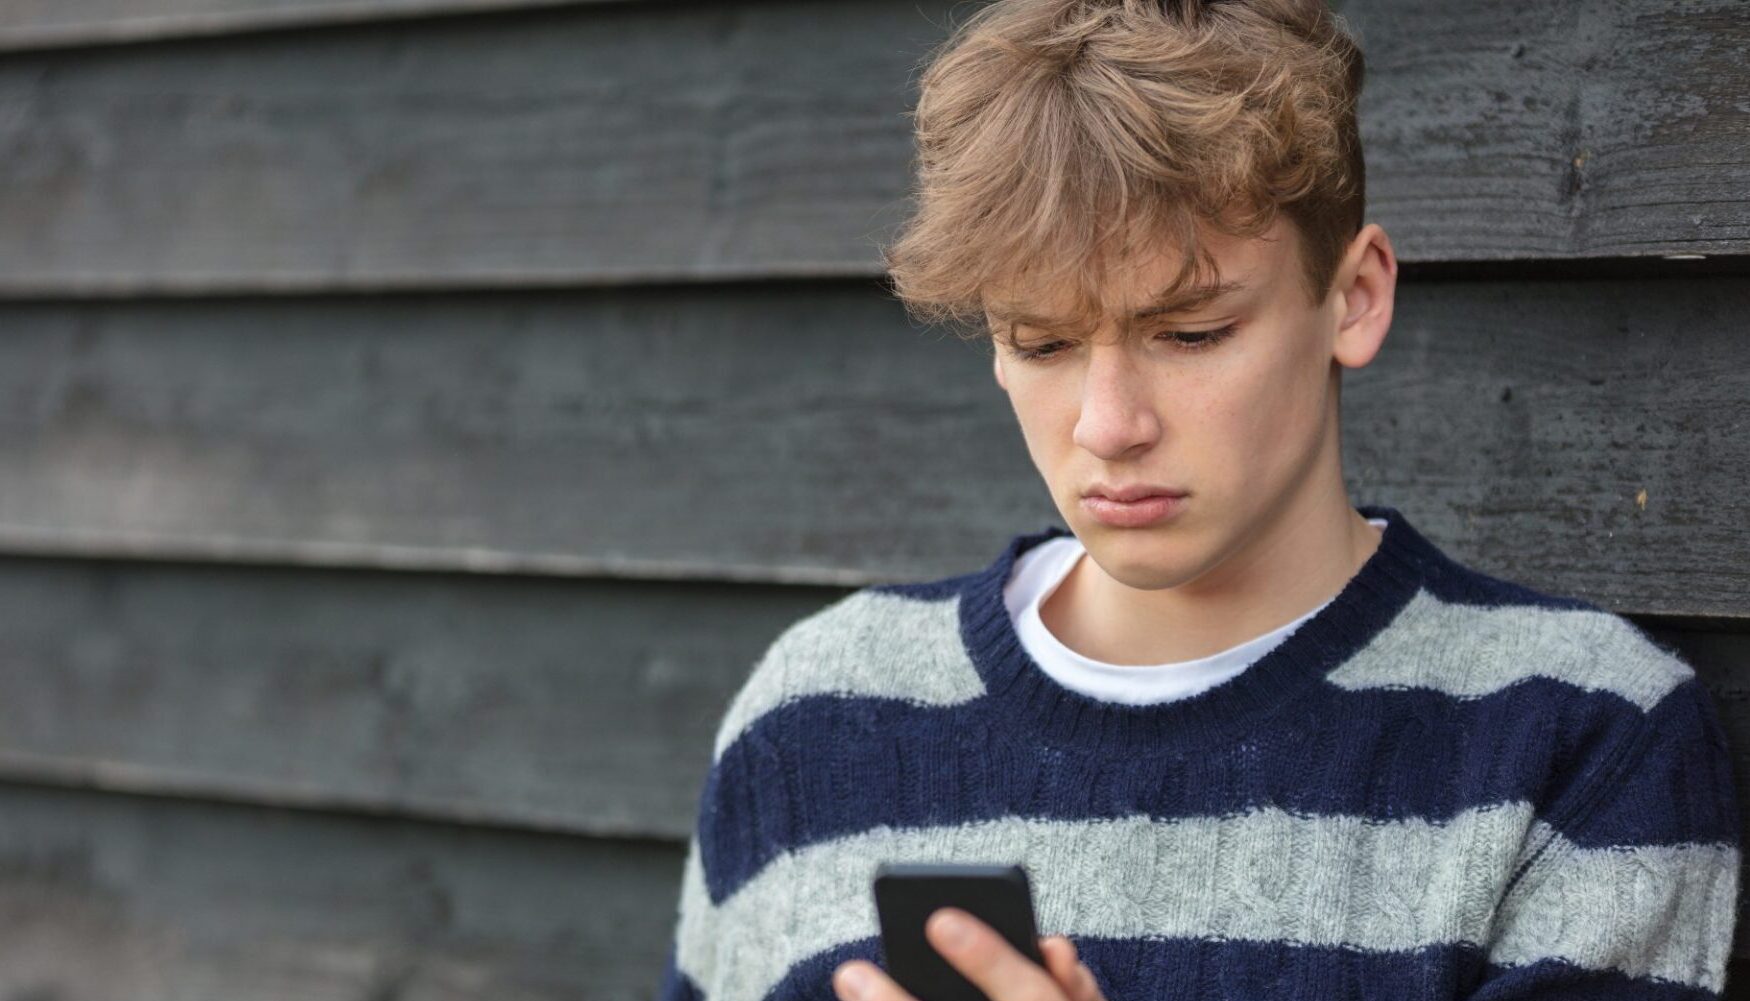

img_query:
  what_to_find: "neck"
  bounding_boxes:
[1041,474,1382,666]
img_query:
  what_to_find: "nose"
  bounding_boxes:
[1071,340,1162,460]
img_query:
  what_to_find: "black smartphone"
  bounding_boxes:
[872,862,1046,1001]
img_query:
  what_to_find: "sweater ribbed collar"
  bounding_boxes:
[956,505,1441,756]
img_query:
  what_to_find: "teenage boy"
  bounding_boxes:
[658,1,1741,999]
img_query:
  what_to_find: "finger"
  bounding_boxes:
[1070,961,1104,1001]
[1039,936,1103,1001]
[926,908,1065,1001]
[1040,937,1078,986]
[832,959,916,1001]
[1072,958,1108,1001]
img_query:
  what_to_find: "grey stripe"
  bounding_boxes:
[675,803,1534,1001]
[1489,821,1740,993]
[676,807,1735,1000]
[1327,590,1693,711]
[712,589,979,761]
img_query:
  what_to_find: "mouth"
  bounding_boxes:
[1079,489,1188,528]
[1082,483,1188,503]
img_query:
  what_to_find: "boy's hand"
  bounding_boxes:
[833,908,1107,1001]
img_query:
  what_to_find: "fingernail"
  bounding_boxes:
[837,965,872,1001]
[933,910,973,948]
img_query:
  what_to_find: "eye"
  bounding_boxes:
[1007,339,1069,362]
[1157,324,1237,350]
[1003,324,1237,363]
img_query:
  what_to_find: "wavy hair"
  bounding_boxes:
[882,0,1367,338]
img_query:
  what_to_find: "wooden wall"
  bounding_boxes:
[0,0,1744,997]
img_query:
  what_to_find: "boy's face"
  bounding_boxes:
[988,216,1394,592]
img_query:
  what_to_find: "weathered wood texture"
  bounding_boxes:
[0,0,620,52]
[0,554,835,840]
[0,0,1745,295]
[0,276,1742,616]
[1342,277,1750,619]
[0,781,682,1001]
[0,0,932,295]
[1334,0,1750,262]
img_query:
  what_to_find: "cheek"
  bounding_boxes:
[1004,382,1074,462]
[1195,337,1328,459]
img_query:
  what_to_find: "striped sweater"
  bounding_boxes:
[659,506,1742,1001]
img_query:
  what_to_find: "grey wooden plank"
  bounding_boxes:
[1342,277,1750,619]
[0,554,839,841]
[0,277,1743,616]
[0,0,626,53]
[0,0,1744,295]
[1334,0,1750,262]
[0,0,932,295]
[0,284,1028,588]
[0,781,683,1001]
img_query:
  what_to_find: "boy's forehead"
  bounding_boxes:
[983,225,1279,329]
[985,278,1250,331]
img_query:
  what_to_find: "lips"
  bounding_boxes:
[1083,484,1188,503]
[1079,489,1188,528]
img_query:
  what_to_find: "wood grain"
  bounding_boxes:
[0,553,837,840]
[0,0,1742,294]
[1335,0,1750,261]
[0,780,684,1001]
[0,278,1741,615]
[0,0,626,52]
[0,0,931,294]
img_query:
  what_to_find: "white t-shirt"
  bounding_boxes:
[1002,518,1390,706]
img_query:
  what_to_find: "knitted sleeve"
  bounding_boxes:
[1468,674,1742,1000]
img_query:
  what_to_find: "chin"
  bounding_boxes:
[1083,533,1208,591]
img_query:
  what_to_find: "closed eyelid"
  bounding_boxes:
[1003,323,1235,361]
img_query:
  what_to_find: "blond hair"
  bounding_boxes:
[882,0,1367,338]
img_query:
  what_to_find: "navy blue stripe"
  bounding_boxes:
[698,674,1718,903]
[762,934,1492,1001]
[759,934,1715,1001]
[1470,957,1721,1000]
[1072,936,1489,1001]
[1569,677,1740,849]
[760,938,873,1001]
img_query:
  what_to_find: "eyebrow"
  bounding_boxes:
[989,279,1251,333]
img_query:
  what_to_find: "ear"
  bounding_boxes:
[1330,223,1397,370]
